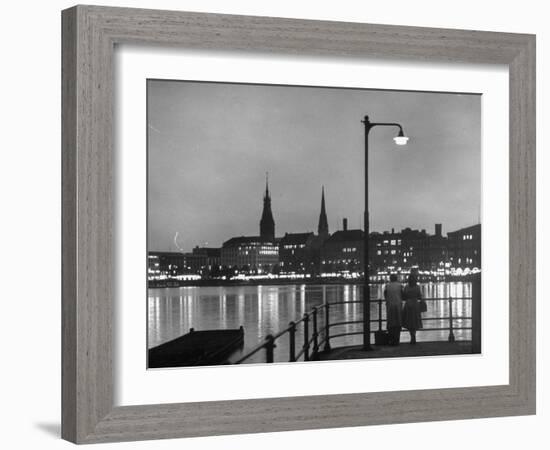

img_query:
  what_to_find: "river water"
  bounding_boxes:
[148,282,472,364]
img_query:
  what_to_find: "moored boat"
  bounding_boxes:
[148,327,244,368]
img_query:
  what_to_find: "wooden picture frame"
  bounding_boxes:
[62,5,536,444]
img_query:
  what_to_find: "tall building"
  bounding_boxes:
[147,251,203,277]
[369,228,407,270]
[191,246,221,273]
[317,186,329,238]
[220,236,279,272]
[424,223,447,272]
[321,218,364,274]
[368,223,481,275]
[447,224,481,268]
[259,174,275,241]
[219,177,279,273]
[279,232,316,275]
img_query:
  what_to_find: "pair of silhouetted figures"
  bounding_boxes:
[384,274,425,345]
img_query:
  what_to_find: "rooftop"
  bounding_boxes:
[326,229,364,243]
[280,232,314,245]
[222,236,275,248]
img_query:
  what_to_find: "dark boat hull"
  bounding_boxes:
[148,328,244,368]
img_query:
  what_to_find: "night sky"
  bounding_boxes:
[147,80,481,252]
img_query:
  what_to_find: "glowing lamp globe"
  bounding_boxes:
[393,130,408,146]
[393,136,409,145]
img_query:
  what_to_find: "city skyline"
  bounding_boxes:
[148,80,481,252]
[155,178,477,255]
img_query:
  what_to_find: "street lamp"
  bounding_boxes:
[361,115,408,351]
[393,129,409,146]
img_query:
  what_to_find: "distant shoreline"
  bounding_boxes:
[147,274,479,289]
[148,278,364,289]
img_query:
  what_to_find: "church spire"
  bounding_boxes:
[260,173,275,241]
[318,186,329,238]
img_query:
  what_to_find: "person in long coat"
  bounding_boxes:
[402,274,423,344]
[384,274,403,345]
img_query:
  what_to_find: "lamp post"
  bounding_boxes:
[361,115,408,351]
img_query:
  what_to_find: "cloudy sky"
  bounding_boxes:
[147,80,480,252]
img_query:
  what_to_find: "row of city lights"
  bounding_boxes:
[148,266,481,282]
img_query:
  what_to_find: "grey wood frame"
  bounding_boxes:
[62,5,536,444]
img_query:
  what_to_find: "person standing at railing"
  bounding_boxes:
[402,274,423,344]
[384,274,403,346]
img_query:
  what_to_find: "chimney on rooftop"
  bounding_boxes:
[435,223,442,237]
[343,218,348,231]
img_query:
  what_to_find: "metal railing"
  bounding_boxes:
[235,295,472,364]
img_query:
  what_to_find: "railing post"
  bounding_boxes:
[472,273,481,353]
[448,297,455,342]
[323,302,331,352]
[303,313,310,361]
[312,307,319,358]
[265,334,276,363]
[288,321,296,362]
[378,298,383,331]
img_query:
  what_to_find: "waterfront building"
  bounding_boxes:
[191,246,221,276]
[369,225,447,274]
[220,178,279,273]
[447,223,481,269]
[220,236,279,273]
[147,251,202,278]
[147,252,163,279]
[279,232,316,275]
[320,218,364,275]
[369,228,407,271]
[191,246,221,266]
[368,223,480,278]
[402,227,431,269]
[423,223,448,273]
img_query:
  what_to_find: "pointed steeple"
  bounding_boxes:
[318,186,329,238]
[260,173,275,241]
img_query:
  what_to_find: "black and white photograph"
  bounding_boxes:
[146,79,482,368]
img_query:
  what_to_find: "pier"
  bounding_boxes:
[235,275,481,364]
[317,341,474,360]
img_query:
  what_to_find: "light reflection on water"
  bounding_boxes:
[148,282,472,364]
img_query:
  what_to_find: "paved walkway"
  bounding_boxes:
[317,341,474,360]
